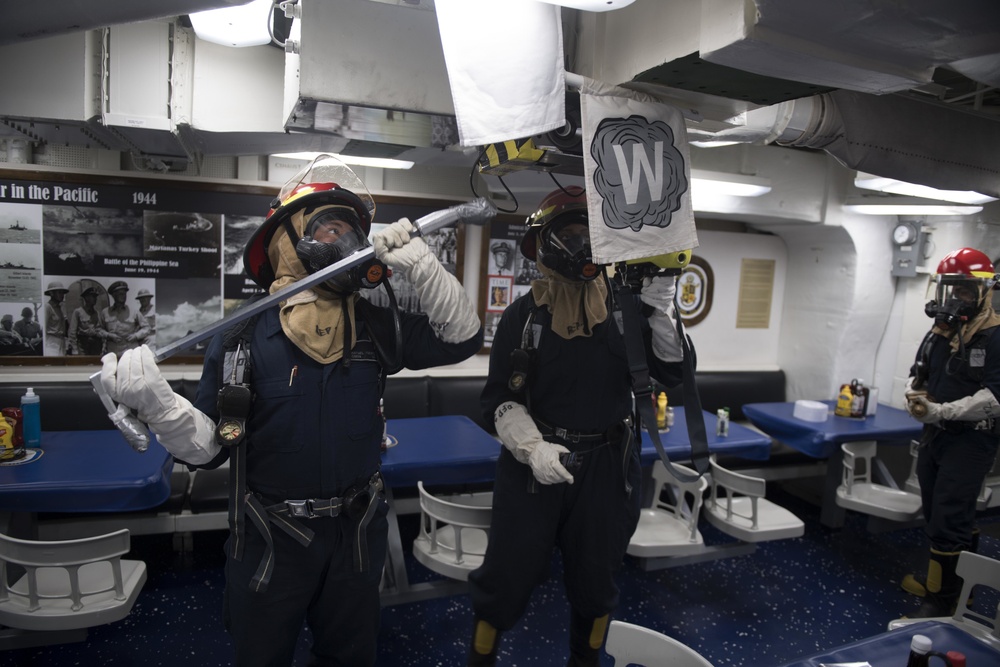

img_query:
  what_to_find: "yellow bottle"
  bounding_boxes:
[656,392,668,429]
[835,384,854,417]
[0,415,12,460]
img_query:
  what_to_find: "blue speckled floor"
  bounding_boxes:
[2,484,998,666]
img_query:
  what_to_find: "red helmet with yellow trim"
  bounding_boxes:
[520,186,599,281]
[928,247,999,325]
[243,155,376,289]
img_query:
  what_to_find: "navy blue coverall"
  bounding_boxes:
[469,290,682,635]
[192,302,482,667]
[917,325,1000,553]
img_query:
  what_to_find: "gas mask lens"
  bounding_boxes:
[546,219,590,259]
[930,276,982,326]
[295,208,386,292]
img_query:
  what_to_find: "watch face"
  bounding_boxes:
[893,223,916,245]
[218,420,243,441]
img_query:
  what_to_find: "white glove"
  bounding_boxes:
[639,276,683,363]
[373,219,428,275]
[906,393,941,424]
[374,218,480,344]
[912,387,1000,425]
[494,401,573,485]
[101,345,220,464]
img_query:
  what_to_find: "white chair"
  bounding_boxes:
[888,551,1000,650]
[0,528,147,642]
[411,481,492,582]
[704,456,805,542]
[628,461,708,558]
[836,441,922,522]
[905,441,994,511]
[605,620,715,666]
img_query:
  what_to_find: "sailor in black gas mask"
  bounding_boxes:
[902,247,1000,619]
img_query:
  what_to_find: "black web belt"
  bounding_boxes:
[534,417,610,444]
[229,447,384,593]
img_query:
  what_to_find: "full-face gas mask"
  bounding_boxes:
[521,187,599,282]
[923,247,999,329]
[289,205,386,294]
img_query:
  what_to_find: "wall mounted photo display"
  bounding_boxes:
[478,213,534,351]
[0,168,472,365]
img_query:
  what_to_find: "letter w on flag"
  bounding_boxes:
[580,78,698,265]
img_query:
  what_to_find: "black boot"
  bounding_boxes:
[901,530,978,599]
[567,612,608,667]
[907,549,962,618]
[468,618,502,666]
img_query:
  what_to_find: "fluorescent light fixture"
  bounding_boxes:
[270,152,415,170]
[534,0,637,11]
[844,196,982,216]
[190,0,273,47]
[690,169,772,198]
[854,172,997,205]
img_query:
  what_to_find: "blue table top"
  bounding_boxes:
[378,410,773,490]
[743,400,922,459]
[0,430,173,513]
[639,406,773,465]
[777,620,1000,666]
[380,415,501,488]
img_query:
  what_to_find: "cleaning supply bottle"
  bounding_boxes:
[20,386,41,450]
[906,634,932,667]
[656,392,668,429]
[835,383,854,417]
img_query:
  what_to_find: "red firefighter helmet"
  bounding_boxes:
[929,247,999,324]
[520,186,599,281]
[243,155,375,289]
[935,247,998,284]
[520,186,587,261]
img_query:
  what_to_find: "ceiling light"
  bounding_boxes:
[690,169,772,198]
[844,196,982,216]
[190,0,273,48]
[534,0,637,12]
[270,152,415,170]
[854,172,997,205]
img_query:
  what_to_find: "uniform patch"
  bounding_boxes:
[970,348,985,367]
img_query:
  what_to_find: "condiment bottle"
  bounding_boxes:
[835,383,854,417]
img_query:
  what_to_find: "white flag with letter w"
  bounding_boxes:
[580,78,698,265]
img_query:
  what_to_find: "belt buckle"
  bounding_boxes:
[286,499,313,518]
[555,427,579,443]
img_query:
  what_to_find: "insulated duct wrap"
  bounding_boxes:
[776,90,1000,198]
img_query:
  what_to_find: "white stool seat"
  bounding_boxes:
[411,482,492,582]
[835,441,922,522]
[627,462,707,559]
[703,456,804,543]
[606,620,715,666]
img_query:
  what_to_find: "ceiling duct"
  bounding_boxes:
[0,0,253,46]
[283,0,457,156]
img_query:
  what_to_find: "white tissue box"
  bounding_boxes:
[793,399,829,422]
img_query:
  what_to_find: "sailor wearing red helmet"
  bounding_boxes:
[100,155,483,666]
[902,247,1000,618]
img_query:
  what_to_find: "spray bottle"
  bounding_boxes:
[20,387,41,450]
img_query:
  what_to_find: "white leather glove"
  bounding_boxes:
[101,345,220,464]
[910,387,1000,425]
[494,401,573,485]
[639,276,683,363]
[373,218,480,344]
[906,393,941,424]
